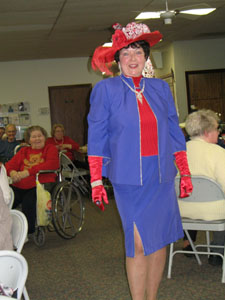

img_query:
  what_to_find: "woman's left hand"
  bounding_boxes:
[18,170,30,179]
[179,176,193,198]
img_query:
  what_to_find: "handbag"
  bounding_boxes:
[36,180,52,226]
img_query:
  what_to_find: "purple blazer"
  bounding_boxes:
[88,74,186,185]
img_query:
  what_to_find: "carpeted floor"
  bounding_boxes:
[22,196,225,300]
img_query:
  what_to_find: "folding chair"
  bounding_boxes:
[59,151,90,195]
[0,250,28,300]
[10,210,30,299]
[167,176,225,283]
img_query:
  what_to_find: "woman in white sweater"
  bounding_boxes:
[183,109,225,265]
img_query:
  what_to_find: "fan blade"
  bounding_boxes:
[174,3,211,12]
[176,13,200,20]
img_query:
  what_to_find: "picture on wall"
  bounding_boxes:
[0,101,31,127]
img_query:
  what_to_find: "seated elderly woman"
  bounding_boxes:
[5,125,59,235]
[46,123,89,170]
[181,109,225,266]
[46,124,80,161]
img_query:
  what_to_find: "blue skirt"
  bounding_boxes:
[112,156,183,257]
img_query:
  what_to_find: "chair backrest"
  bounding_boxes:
[175,175,225,202]
[8,187,14,209]
[0,250,28,300]
[59,152,80,179]
[59,151,90,194]
[13,145,28,155]
[60,151,77,170]
[10,210,28,253]
[0,296,17,299]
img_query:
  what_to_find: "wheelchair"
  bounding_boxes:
[33,152,90,246]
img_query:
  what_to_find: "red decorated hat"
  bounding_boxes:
[91,22,163,75]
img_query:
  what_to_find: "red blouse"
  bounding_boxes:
[46,136,80,161]
[5,144,59,189]
[133,76,158,156]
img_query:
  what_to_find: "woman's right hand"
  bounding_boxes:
[10,170,29,183]
[10,170,21,182]
[92,185,109,211]
[88,156,109,211]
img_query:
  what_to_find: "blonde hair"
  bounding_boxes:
[5,124,16,132]
[51,124,65,137]
[185,109,219,137]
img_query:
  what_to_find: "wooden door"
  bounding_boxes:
[186,69,225,121]
[48,84,92,146]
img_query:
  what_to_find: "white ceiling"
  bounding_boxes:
[0,0,225,62]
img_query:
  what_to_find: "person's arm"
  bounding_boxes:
[5,149,22,175]
[63,136,80,151]
[88,81,111,210]
[214,147,225,193]
[10,169,29,183]
[5,148,29,182]
[0,140,6,156]
[174,151,193,198]
[88,156,108,211]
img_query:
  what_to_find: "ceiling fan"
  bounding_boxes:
[136,1,216,25]
[160,0,215,24]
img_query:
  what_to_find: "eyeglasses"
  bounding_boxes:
[7,130,16,134]
[216,125,222,133]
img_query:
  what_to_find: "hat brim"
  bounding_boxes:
[92,30,162,74]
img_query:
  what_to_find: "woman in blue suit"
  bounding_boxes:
[88,22,193,300]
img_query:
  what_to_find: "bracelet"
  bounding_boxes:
[181,174,191,177]
[91,180,103,188]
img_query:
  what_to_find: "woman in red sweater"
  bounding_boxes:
[6,125,59,234]
[46,124,80,161]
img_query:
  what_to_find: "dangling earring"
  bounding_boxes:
[142,58,155,78]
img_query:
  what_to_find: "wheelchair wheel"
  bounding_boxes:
[51,181,85,239]
[33,226,46,247]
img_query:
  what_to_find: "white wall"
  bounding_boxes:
[153,44,178,109]
[0,57,102,135]
[1,37,225,134]
[153,44,175,78]
[153,38,225,122]
[173,38,225,121]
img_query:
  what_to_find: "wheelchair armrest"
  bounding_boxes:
[36,169,59,181]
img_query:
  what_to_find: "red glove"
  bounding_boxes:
[88,156,109,211]
[174,151,193,198]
